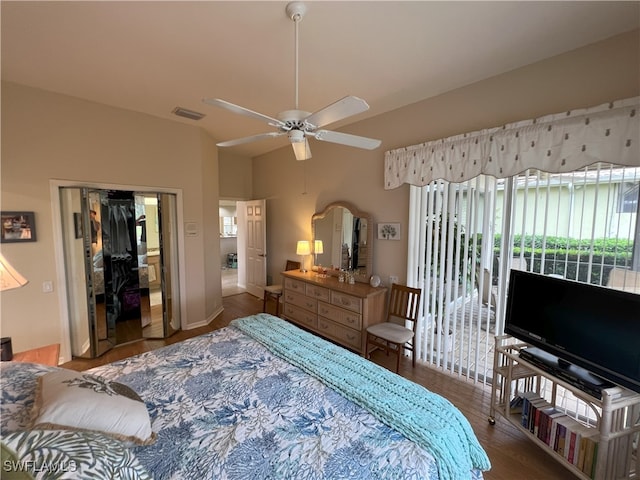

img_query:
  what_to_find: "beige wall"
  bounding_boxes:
[219,151,253,200]
[1,30,637,360]
[255,30,640,288]
[1,82,222,360]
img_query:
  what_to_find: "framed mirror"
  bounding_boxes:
[312,201,373,282]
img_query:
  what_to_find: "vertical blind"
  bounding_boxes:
[407,164,639,385]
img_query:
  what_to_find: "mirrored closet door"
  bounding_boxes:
[59,187,181,358]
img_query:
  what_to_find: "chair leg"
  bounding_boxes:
[395,346,401,373]
[274,294,281,317]
[262,291,268,313]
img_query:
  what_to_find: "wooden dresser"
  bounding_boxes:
[281,270,387,354]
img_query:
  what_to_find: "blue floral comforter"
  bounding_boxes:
[2,314,487,479]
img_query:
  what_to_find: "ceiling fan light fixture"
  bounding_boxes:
[292,138,312,161]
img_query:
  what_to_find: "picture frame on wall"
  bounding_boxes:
[377,223,400,240]
[1,211,37,243]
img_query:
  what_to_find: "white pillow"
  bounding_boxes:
[31,369,156,446]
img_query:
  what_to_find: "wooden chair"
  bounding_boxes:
[262,260,301,316]
[365,283,422,373]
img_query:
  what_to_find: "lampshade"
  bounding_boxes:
[296,240,311,256]
[314,240,324,255]
[0,253,28,291]
[291,138,312,161]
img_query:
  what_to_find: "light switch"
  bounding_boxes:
[42,281,54,293]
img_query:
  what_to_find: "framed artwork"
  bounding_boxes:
[377,223,400,240]
[1,211,37,243]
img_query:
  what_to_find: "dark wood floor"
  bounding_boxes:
[61,293,572,479]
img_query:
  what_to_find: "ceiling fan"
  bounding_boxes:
[202,1,381,161]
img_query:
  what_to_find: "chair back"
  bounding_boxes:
[387,283,422,332]
[285,260,301,271]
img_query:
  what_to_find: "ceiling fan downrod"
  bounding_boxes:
[286,2,307,111]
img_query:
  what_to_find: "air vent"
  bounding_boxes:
[172,107,206,121]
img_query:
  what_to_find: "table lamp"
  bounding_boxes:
[0,252,28,292]
[296,240,311,272]
[0,252,29,361]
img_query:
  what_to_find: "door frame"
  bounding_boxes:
[50,179,187,363]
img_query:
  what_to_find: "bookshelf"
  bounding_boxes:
[490,335,640,480]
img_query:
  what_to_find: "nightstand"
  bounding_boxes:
[12,343,60,366]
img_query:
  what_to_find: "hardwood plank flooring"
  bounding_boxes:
[61,292,572,479]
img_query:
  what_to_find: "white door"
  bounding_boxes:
[237,199,266,298]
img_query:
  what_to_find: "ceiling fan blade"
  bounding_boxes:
[304,96,371,129]
[202,98,283,126]
[217,131,285,147]
[312,130,381,150]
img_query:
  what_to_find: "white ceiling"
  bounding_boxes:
[2,1,639,157]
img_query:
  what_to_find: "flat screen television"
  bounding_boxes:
[504,270,640,394]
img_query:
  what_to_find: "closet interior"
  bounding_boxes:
[59,187,181,358]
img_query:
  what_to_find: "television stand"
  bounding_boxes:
[490,335,640,480]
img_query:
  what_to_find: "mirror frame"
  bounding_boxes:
[311,201,373,283]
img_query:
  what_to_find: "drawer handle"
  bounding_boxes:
[347,318,354,324]
[306,302,315,309]
[347,334,356,340]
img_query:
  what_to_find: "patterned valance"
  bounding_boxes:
[384,97,640,190]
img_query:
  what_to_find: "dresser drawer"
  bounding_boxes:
[331,291,362,314]
[284,290,317,313]
[284,277,306,294]
[318,301,362,330]
[284,304,318,329]
[317,318,362,351]
[305,284,330,302]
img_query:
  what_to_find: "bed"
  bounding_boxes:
[1,314,490,479]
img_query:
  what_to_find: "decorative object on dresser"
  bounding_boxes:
[281,270,386,354]
[311,201,373,282]
[262,259,301,317]
[365,283,422,373]
[296,240,311,272]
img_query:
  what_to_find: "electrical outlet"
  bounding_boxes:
[389,275,399,285]
[42,281,54,293]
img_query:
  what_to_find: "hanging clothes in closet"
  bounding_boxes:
[100,191,142,344]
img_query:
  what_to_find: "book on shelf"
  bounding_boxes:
[570,426,599,476]
[553,416,576,458]
[519,392,550,433]
[544,409,566,446]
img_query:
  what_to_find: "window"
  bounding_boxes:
[617,181,639,213]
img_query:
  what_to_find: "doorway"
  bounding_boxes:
[59,187,181,358]
[219,199,244,297]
